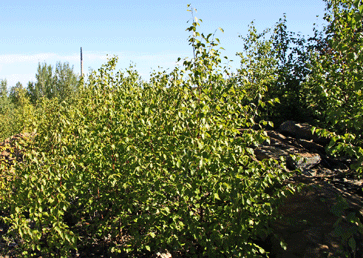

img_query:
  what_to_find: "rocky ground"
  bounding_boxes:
[1,123,363,257]
[252,121,363,258]
[268,171,363,258]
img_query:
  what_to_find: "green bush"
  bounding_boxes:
[236,16,318,127]
[0,87,35,142]
[303,0,363,174]
[0,12,294,257]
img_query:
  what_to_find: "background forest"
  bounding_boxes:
[0,0,362,257]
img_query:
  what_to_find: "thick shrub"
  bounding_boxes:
[236,17,317,127]
[303,0,363,174]
[0,13,293,257]
[0,88,35,142]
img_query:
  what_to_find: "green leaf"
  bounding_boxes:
[348,237,356,251]
[199,158,203,168]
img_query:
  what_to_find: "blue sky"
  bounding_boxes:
[0,0,327,88]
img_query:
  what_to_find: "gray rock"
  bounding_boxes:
[297,138,325,154]
[287,152,321,171]
[279,120,330,145]
[254,145,321,172]
[254,125,322,172]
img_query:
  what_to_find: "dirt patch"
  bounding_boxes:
[264,167,363,258]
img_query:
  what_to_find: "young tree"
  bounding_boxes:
[27,61,80,104]
[303,0,363,173]
[268,15,316,124]
[235,21,278,127]
[0,81,34,140]
[0,79,8,98]
[236,17,318,126]
[9,82,24,105]
[53,61,79,101]
[0,79,12,115]
[27,62,54,103]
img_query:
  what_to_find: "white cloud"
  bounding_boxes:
[0,51,186,67]
[0,53,57,64]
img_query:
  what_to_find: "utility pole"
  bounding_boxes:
[80,47,83,77]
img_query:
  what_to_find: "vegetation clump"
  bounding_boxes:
[0,0,362,257]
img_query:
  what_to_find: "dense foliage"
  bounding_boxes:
[235,0,363,174]
[303,0,363,173]
[0,79,35,142]
[236,16,315,126]
[0,0,362,256]
[27,62,80,104]
[0,62,80,141]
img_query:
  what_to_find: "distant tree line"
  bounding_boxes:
[0,61,80,109]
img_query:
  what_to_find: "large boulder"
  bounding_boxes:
[279,120,331,145]
[254,130,322,173]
